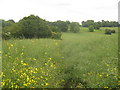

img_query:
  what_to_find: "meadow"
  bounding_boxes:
[1,27,118,88]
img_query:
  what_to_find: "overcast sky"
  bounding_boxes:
[0,0,119,23]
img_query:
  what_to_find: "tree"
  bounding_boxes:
[8,19,15,23]
[105,29,111,35]
[2,23,21,39]
[53,20,68,32]
[70,22,80,33]
[88,25,94,32]
[94,22,100,30]
[1,19,14,28]
[82,20,94,27]
[18,15,52,38]
[82,20,120,28]
[2,15,63,39]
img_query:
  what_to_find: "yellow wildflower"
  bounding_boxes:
[104,87,108,88]
[22,63,27,66]
[113,68,117,71]
[40,76,43,78]
[45,63,47,65]
[45,78,48,80]
[21,52,24,55]
[48,58,52,60]
[118,80,120,85]
[50,64,54,67]
[17,79,20,81]
[10,44,14,47]
[21,60,23,63]
[33,58,36,60]
[23,83,28,86]
[35,68,38,71]
[55,42,58,45]
[1,82,5,86]
[106,74,109,77]
[45,83,49,86]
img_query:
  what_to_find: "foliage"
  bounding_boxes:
[50,26,61,33]
[2,15,62,39]
[111,30,116,33]
[82,20,120,28]
[88,25,94,32]
[94,22,100,29]
[18,15,52,38]
[101,20,119,27]
[82,20,94,27]
[105,29,111,35]
[2,23,22,39]
[52,20,69,32]
[51,32,62,39]
[2,32,11,40]
[2,39,64,88]
[70,22,80,33]
[2,29,118,88]
[2,15,119,40]
[104,29,116,35]
[50,26,62,39]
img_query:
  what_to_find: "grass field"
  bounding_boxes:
[2,27,118,88]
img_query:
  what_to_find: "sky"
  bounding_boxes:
[0,0,119,23]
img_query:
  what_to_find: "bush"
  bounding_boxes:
[111,30,116,33]
[51,32,62,39]
[70,22,80,33]
[2,32,11,40]
[105,29,111,35]
[88,25,94,32]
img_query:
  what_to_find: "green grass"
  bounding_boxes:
[2,27,118,88]
[2,39,63,88]
[61,31,118,88]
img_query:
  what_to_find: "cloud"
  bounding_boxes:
[56,2,71,6]
[0,0,119,22]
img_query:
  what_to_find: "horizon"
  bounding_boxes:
[1,14,119,24]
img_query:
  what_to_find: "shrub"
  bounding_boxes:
[105,29,111,35]
[88,25,94,32]
[2,32,11,40]
[70,22,80,33]
[51,32,62,39]
[111,30,116,33]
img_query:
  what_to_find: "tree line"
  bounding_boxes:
[82,20,119,29]
[1,15,119,39]
[1,15,80,39]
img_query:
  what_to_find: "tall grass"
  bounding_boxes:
[2,39,64,88]
[61,31,118,88]
[2,27,118,88]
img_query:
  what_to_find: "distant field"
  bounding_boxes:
[2,27,118,88]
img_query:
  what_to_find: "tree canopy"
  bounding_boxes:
[1,15,119,39]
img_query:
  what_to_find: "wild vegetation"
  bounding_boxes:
[1,15,81,39]
[82,20,119,28]
[1,15,119,88]
[2,15,119,39]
